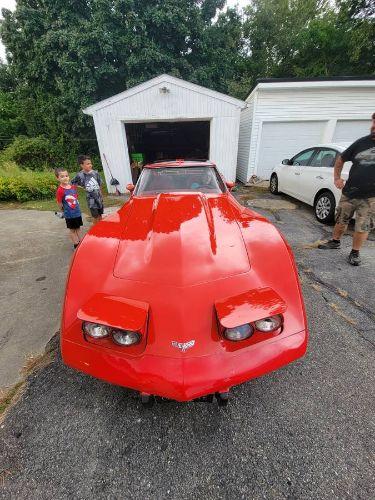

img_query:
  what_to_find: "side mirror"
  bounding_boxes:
[225,181,235,191]
[282,159,291,165]
[126,183,135,193]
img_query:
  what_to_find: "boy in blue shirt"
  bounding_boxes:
[55,168,83,249]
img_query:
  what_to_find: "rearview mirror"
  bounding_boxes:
[225,181,235,191]
[282,159,290,165]
[126,183,135,192]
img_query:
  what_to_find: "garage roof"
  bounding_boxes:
[83,74,246,115]
[246,76,375,101]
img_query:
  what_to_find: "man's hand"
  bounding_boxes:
[334,178,345,190]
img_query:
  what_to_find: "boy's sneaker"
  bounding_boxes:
[348,250,361,266]
[318,239,341,249]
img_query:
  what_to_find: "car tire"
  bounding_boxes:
[314,191,336,224]
[269,174,279,194]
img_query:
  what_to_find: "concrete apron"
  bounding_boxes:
[0,207,118,390]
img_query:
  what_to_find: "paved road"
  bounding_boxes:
[0,192,374,499]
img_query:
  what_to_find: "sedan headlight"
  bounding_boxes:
[83,322,110,338]
[224,323,253,341]
[254,315,282,332]
[112,329,141,346]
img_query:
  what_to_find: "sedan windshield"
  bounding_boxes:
[135,167,225,195]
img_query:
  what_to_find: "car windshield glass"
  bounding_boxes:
[135,167,225,195]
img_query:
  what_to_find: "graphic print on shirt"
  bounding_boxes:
[85,176,100,192]
[57,186,81,219]
[65,194,78,210]
[356,147,375,166]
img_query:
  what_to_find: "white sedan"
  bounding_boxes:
[269,143,351,224]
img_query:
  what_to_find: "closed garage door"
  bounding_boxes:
[333,120,370,143]
[256,121,326,179]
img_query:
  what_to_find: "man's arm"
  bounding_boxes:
[333,155,345,190]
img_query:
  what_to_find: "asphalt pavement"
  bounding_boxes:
[0,190,374,499]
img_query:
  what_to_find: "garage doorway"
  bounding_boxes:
[125,120,210,181]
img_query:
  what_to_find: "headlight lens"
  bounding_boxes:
[83,322,110,338]
[112,329,141,346]
[224,323,253,341]
[254,315,282,332]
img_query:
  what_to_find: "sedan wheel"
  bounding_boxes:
[314,191,335,224]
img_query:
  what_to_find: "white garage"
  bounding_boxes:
[237,77,375,182]
[83,74,245,192]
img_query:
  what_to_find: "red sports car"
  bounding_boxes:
[61,160,308,406]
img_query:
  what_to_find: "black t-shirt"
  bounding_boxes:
[341,135,375,198]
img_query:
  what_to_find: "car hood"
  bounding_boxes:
[113,193,250,286]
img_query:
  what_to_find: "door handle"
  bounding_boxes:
[316,175,324,179]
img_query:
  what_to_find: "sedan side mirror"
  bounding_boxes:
[126,183,135,192]
[225,181,235,191]
[282,159,291,165]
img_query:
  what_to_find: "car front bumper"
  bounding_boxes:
[61,330,307,401]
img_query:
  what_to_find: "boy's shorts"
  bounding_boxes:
[336,194,375,233]
[90,206,104,218]
[65,216,83,229]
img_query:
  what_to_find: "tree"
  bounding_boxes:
[0,63,25,148]
[0,0,230,151]
[241,0,374,91]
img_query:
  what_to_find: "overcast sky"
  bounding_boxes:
[0,0,249,62]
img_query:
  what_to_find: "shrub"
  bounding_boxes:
[1,135,56,171]
[0,164,56,202]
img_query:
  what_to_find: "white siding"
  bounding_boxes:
[210,116,241,181]
[237,95,255,182]
[257,121,326,179]
[87,77,244,191]
[333,120,370,143]
[241,86,375,181]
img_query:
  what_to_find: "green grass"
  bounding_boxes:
[0,162,124,213]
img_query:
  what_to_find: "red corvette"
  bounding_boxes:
[61,160,308,406]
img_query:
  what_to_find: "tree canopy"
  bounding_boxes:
[0,0,374,154]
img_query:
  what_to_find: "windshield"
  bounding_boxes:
[135,167,225,195]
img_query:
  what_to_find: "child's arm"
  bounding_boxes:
[70,173,84,189]
[56,187,64,210]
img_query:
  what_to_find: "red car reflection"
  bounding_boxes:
[61,161,308,405]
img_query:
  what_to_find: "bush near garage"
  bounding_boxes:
[0,163,56,202]
[1,135,56,171]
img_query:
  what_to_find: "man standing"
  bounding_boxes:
[318,113,375,265]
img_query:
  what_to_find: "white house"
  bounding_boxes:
[83,74,246,192]
[237,77,375,183]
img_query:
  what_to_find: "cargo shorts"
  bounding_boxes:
[336,194,375,233]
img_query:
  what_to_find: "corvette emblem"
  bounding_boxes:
[171,340,195,352]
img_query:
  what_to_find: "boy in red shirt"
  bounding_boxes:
[55,168,83,249]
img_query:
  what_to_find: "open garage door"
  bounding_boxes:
[256,121,326,179]
[125,120,210,173]
[333,120,370,143]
